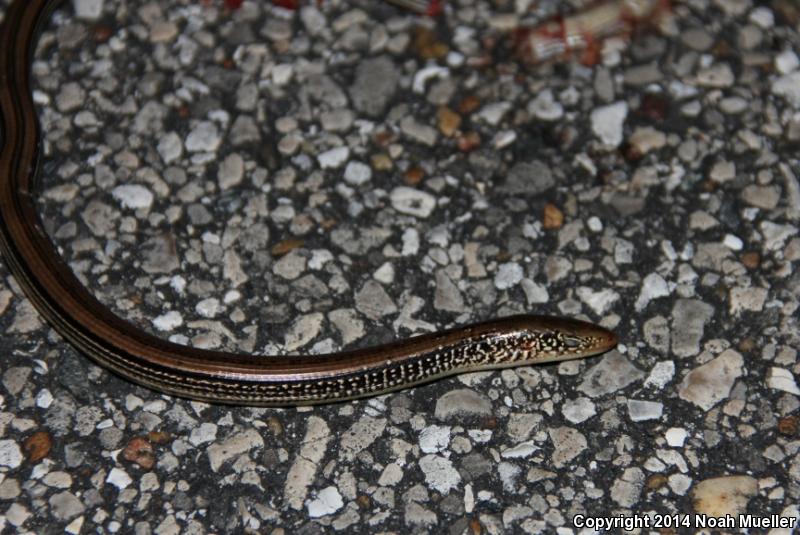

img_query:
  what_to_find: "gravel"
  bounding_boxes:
[1,0,798,532]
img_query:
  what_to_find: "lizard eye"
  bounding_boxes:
[563,336,582,348]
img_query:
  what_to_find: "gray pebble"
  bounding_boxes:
[679,349,743,410]
[64,443,86,468]
[273,250,307,280]
[418,454,461,494]
[207,428,264,472]
[284,312,324,350]
[320,108,354,132]
[49,491,86,521]
[0,478,20,500]
[729,286,768,315]
[141,234,180,274]
[627,399,664,421]
[404,502,438,526]
[284,416,330,510]
[435,389,492,419]
[577,351,645,397]
[329,309,364,345]
[671,299,714,357]
[500,161,554,196]
[520,279,549,304]
[611,467,644,507]
[609,194,646,216]
[643,316,670,353]
[3,367,31,396]
[307,74,348,108]
[81,200,117,237]
[623,62,663,85]
[434,270,464,313]
[339,416,386,461]
[696,63,735,87]
[56,82,85,112]
[549,427,587,467]
[235,83,258,111]
[99,426,124,449]
[760,221,798,251]
[229,115,261,145]
[185,121,222,153]
[133,101,166,135]
[681,27,715,51]
[218,153,244,190]
[740,185,780,210]
[355,280,397,320]
[45,395,77,437]
[349,56,399,117]
[399,116,438,146]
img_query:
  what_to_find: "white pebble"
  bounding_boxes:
[402,228,420,255]
[185,121,221,153]
[157,132,183,164]
[591,101,628,147]
[195,298,221,318]
[723,233,743,251]
[0,439,23,468]
[494,262,523,290]
[106,468,132,490]
[36,389,54,409]
[528,89,564,121]
[587,216,603,232]
[272,63,294,85]
[749,6,774,29]
[373,262,395,284]
[501,441,539,459]
[644,361,675,389]
[223,290,241,304]
[767,368,800,395]
[665,427,688,447]
[477,101,512,126]
[343,161,372,185]
[73,0,104,20]
[412,65,450,94]
[635,273,670,311]
[153,310,183,331]
[776,50,800,74]
[170,275,186,294]
[419,425,451,454]
[306,486,344,518]
[390,187,436,218]
[309,249,334,270]
[772,72,800,108]
[317,146,349,169]
[492,130,517,149]
[112,185,154,210]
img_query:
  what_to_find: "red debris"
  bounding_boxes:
[271,0,301,9]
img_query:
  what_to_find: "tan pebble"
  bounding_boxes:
[692,475,758,517]
[437,107,461,137]
[23,431,52,463]
[543,203,564,230]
